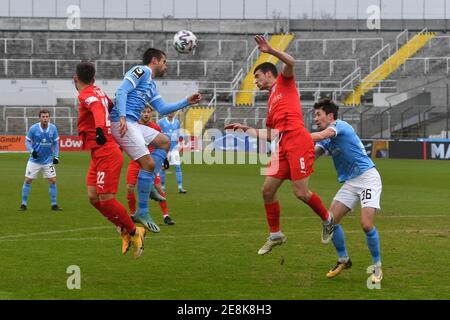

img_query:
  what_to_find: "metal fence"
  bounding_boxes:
[0,0,449,20]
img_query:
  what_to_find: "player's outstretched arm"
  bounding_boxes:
[310,128,336,142]
[151,93,202,116]
[224,123,273,141]
[254,35,295,78]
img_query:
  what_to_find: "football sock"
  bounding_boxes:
[137,169,154,214]
[264,201,280,233]
[159,191,168,215]
[159,168,166,187]
[126,193,136,214]
[99,198,136,234]
[365,226,381,264]
[332,224,348,259]
[305,192,329,222]
[151,148,167,178]
[21,182,31,205]
[175,165,183,188]
[270,231,282,239]
[49,183,57,206]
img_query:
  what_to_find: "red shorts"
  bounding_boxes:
[267,130,315,181]
[86,144,124,194]
[126,160,161,186]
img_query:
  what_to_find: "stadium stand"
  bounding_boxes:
[1,18,449,139]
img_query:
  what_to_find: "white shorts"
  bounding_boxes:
[25,161,56,179]
[334,167,382,211]
[167,149,181,166]
[111,121,160,161]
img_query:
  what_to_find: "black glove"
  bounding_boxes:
[163,158,170,170]
[53,157,59,164]
[96,127,107,145]
[31,150,38,159]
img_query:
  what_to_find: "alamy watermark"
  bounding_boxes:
[66,5,81,30]
[66,265,81,290]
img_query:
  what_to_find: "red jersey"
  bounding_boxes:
[77,85,114,150]
[265,74,305,132]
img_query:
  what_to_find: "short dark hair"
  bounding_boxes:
[254,62,278,77]
[39,109,50,117]
[313,97,339,120]
[142,48,166,65]
[76,62,96,84]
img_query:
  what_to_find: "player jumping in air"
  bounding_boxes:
[110,48,201,233]
[312,98,383,284]
[19,109,62,212]
[126,105,176,226]
[75,62,146,258]
[225,35,334,255]
[158,112,187,193]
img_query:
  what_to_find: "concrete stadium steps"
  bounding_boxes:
[235,33,295,106]
[180,106,215,136]
[344,31,437,106]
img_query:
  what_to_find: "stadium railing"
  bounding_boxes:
[164,39,249,57]
[0,58,234,78]
[294,37,384,55]
[5,116,76,135]
[46,39,154,56]
[0,38,34,54]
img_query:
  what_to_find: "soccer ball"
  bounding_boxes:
[173,30,198,54]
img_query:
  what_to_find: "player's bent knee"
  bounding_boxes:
[361,221,374,233]
[294,190,310,202]
[262,187,276,202]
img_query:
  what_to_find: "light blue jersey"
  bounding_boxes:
[110,65,160,122]
[316,120,374,183]
[25,123,59,165]
[158,117,181,151]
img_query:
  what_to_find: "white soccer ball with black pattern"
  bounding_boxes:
[173,30,198,54]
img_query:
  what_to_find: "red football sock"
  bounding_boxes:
[99,198,136,234]
[264,201,281,233]
[305,192,329,222]
[159,191,168,215]
[126,193,136,214]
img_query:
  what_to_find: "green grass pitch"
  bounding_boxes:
[0,152,449,299]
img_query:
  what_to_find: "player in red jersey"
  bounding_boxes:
[126,105,176,226]
[74,62,146,258]
[225,35,334,255]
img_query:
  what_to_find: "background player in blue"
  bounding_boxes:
[158,112,187,193]
[19,109,62,212]
[110,48,201,233]
[311,98,383,285]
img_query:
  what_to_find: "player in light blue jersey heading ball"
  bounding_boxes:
[19,109,62,212]
[110,48,201,233]
[311,98,383,285]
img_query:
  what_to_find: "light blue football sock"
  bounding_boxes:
[137,169,154,215]
[365,226,381,264]
[175,165,183,188]
[21,182,31,205]
[332,224,348,260]
[49,183,57,206]
[151,148,167,179]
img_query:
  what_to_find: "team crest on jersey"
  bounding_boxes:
[85,96,99,105]
[132,67,144,79]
